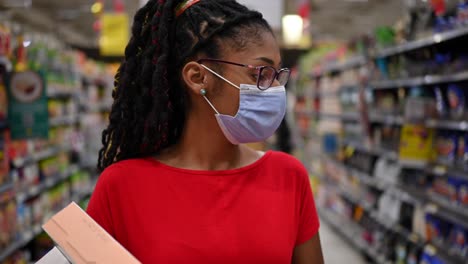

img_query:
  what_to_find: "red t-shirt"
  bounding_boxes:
[87,151,319,264]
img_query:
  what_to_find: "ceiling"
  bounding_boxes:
[309,0,406,41]
[0,0,407,48]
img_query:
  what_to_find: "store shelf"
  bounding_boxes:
[343,139,399,161]
[0,183,95,263]
[324,154,393,191]
[397,185,468,228]
[16,164,80,204]
[320,112,361,121]
[47,90,78,99]
[0,224,41,262]
[357,113,468,132]
[12,146,71,168]
[318,208,388,264]
[427,192,468,229]
[86,101,112,113]
[49,115,79,127]
[426,164,468,181]
[374,26,468,58]
[311,55,366,78]
[295,110,316,118]
[0,182,13,195]
[426,119,468,131]
[430,240,468,264]
[370,71,468,89]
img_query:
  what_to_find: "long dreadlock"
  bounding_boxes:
[98,0,272,171]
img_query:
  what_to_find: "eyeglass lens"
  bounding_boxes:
[258,67,291,89]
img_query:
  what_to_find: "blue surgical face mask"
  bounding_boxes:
[200,64,286,145]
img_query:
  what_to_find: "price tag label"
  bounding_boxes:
[433,166,447,176]
[426,203,438,214]
[424,245,437,256]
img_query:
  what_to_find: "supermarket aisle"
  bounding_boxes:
[320,219,367,264]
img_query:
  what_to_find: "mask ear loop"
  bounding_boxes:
[200,88,220,114]
[199,64,240,90]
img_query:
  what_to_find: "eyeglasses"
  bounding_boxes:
[197,58,291,90]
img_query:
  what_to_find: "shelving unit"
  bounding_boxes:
[0,182,96,263]
[370,71,468,89]
[373,26,468,58]
[295,24,468,264]
[16,164,79,203]
[11,145,70,168]
[49,115,79,127]
[310,55,366,79]
[318,208,388,264]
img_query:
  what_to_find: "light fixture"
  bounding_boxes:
[91,2,104,14]
[23,40,31,47]
[282,15,304,46]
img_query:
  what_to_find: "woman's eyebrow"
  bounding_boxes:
[255,57,275,65]
[255,57,282,68]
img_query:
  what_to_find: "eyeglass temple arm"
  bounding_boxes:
[197,59,258,69]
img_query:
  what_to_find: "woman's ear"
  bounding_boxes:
[181,61,207,95]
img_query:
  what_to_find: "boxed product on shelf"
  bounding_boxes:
[459,179,468,205]
[399,124,435,165]
[0,130,10,186]
[2,250,30,264]
[11,164,40,191]
[447,84,466,120]
[70,170,91,197]
[0,195,17,251]
[448,224,468,257]
[431,176,459,203]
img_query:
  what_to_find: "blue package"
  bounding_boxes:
[436,132,457,164]
[465,134,468,170]
[322,133,338,155]
[434,87,447,118]
[457,134,466,165]
[459,178,468,206]
[434,87,448,117]
[447,85,466,119]
[376,58,389,79]
[449,225,468,257]
[447,177,459,203]
[419,252,432,264]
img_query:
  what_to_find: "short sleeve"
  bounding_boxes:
[295,166,320,245]
[86,167,116,237]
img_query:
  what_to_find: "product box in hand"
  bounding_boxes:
[38,202,141,264]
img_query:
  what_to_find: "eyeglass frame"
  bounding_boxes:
[197,58,291,90]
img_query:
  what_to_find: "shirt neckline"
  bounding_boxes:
[145,150,273,175]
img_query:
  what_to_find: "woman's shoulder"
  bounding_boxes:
[264,151,309,175]
[97,158,155,184]
[261,151,311,188]
[266,151,306,168]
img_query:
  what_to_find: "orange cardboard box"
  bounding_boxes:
[42,202,141,264]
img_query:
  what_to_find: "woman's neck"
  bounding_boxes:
[157,110,257,171]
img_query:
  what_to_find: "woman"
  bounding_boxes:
[87,0,324,263]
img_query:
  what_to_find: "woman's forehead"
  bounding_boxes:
[224,33,281,66]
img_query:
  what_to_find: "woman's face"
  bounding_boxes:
[206,31,282,116]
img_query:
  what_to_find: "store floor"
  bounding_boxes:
[320,218,367,264]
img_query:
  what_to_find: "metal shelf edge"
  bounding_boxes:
[374,27,468,58]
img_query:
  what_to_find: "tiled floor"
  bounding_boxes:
[319,219,367,264]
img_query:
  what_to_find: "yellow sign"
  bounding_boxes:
[399,124,435,163]
[99,13,129,56]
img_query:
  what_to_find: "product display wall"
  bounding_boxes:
[0,23,114,263]
[292,2,468,264]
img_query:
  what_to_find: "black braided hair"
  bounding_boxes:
[97,0,273,171]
